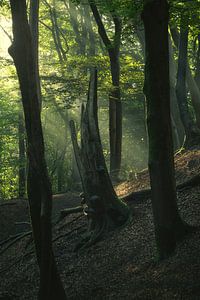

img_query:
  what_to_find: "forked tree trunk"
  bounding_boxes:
[70,69,130,249]
[142,0,192,259]
[9,1,66,299]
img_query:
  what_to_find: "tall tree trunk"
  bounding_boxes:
[29,0,42,111]
[89,1,122,179]
[18,110,26,198]
[168,35,185,146]
[171,26,200,130]
[109,49,122,177]
[175,14,200,148]
[9,1,66,298]
[68,0,86,55]
[83,4,95,56]
[137,28,184,148]
[194,34,200,88]
[142,0,191,259]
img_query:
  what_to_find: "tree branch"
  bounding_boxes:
[88,1,112,49]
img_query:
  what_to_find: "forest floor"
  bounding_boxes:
[0,149,200,299]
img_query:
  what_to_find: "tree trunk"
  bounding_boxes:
[171,25,200,131]
[29,0,42,111]
[70,69,130,249]
[18,110,26,198]
[89,2,122,179]
[194,34,200,88]
[168,35,185,146]
[175,14,200,148]
[109,50,122,178]
[9,1,66,298]
[83,4,95,56]
[142,0,191,259]
[137,27,184,148]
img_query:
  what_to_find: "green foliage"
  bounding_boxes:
[0,61,19,198]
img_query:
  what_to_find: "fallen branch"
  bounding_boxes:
[60,206,83,218]
[0,202,17,207]
[15,222,30,226]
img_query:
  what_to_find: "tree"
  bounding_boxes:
[142,0,192,259]
[175,12,200,148]
[8,0,66,298]
[170,24,200,133]
[18,109,26,198]
[30,0,42,111]
[88,0,122,179]
[70,68,130,249]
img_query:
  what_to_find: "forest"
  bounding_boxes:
[0,0,200,299]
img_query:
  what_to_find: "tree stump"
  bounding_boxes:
[70,68,130,249]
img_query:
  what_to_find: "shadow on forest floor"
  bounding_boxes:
[0,149,200,299]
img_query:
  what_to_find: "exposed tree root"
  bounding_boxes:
[0,231,32,255]
[74,209,132,251]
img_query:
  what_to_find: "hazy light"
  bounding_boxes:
[0,17,12,59]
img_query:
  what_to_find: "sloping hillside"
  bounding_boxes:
[0,150,200,299]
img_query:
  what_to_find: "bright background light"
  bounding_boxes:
[0,17,12,59]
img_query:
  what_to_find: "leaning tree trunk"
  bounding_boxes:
[70,69,130,250]
[9,1,66,299]
[142,0,192,260]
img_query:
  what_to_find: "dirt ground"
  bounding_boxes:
[0,150,200,299]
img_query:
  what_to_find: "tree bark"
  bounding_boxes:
[18,110,26,198]
[142,0,191,259]
[29,0,42,111]
[70,69,130,249]
[137,27,184,149]
[9,1,66,298]
[168,35,185,146]
[194,34,200,88]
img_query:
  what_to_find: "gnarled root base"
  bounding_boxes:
[74,205,131,251]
